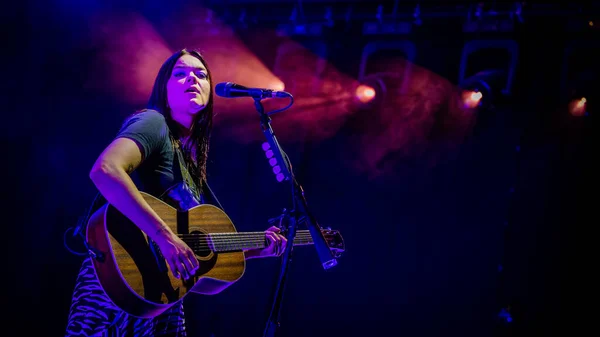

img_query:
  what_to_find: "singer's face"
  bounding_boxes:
[167,54,211,118]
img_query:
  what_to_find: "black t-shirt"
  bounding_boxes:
[115,109,180,199]
[87,109,222,215]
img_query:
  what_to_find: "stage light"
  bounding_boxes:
[462,89,483,109]
[459,69,507,109]
[458,39,519,104]
[358,40,417,94]
[353,74,387,109]
[272,81,285,92]
[355,84,376,104]
[561,40,597,117]
[569,97,588,117]
[353,40,416,110]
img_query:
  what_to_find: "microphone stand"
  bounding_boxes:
[252,96,338,337]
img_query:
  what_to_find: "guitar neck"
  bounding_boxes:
[205,230,315,252]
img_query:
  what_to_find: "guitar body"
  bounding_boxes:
[86,192,246,318]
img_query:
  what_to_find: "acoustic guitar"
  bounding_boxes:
[85,191,344,318]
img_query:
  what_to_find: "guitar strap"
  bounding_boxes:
[170,140,203,203]
[167,135,225,211]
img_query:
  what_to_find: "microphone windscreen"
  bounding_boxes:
[215,82,230,97]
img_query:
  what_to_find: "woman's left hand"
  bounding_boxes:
[245,226,288,259]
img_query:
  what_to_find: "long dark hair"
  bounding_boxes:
[145,48,214,190]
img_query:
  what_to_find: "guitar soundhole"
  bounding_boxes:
[188,230,212,258]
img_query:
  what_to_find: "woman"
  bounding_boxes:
[65,48,287,336]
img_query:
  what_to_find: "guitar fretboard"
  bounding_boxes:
[180,230,315,253]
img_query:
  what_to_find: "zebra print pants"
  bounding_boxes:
[65,257,187,336]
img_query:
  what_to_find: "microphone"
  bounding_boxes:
[215,82,291,99]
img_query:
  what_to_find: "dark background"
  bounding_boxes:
[4,1,596,336]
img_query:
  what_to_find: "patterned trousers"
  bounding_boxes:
[65,258,187,336]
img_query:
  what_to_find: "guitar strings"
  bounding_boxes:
[178,233,314,244]
[182,239,314,252]
[176,232,315,252]
[177,231,315,242]
[178,233,314,241]
[177,230,315,238]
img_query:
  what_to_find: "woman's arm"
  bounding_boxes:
[89,137,198,280]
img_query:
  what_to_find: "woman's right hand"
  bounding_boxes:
[154,229,200,280]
